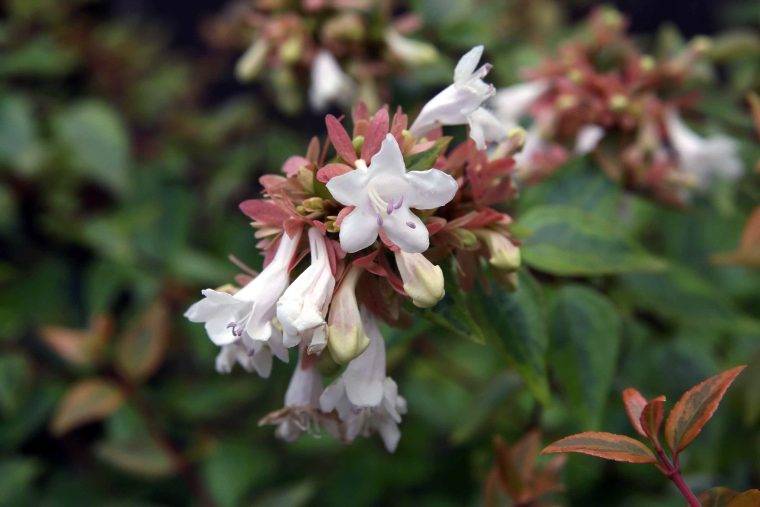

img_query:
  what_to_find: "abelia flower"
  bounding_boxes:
[326,133,458,253]
[184,228,302,345]
[409,46,503,149]
[215,329,289,378]
[491,80,548,129]
[394,251,445,308]
[309,50,356,111]
[327,265,370,364]
[574,124,605,154]
[277,227,336,354]
[475,229,521,271]
[320,310,407,452]
[385,29,438,65]
[665,111,743,189]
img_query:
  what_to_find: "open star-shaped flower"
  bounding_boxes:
[326,133,458,254]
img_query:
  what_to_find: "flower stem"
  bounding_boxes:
[655,448,700,507]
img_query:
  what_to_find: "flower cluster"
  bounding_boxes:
[186,48,523,451]
[490,7,743,203]
[204,0,438,113]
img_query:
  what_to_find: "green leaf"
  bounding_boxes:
[469,271,550,404]
[0,353,31,416]
[51,378,125,435]
[0,94,42,173]
[53,101,131,195]
[698,487,740,507]
[517,205,666,276]
[0,457,42,505]
[404,136,451,171]
[549,285,622,428]
[96,436,177,478]
[542,431,656,464]
[203,441,274,507]
[115,302,168,384]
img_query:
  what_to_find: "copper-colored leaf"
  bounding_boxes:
[664,365,747,454]
[727,490,760,507]
[698,487,739,507]
[622,388,648,437]
[115,302,169,383]
[96,436,178,478]
[541,432,656,464]
[39,315,112,367]
[51,378,125,435]
[325,114,357,164]
[639,395,666,446]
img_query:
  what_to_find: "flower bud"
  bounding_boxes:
[475,230,521,271]
[327,266,369,364]
[385,29,439,65]
[235,38,269,82]
[453,228,479,249]
[394,251,445,308]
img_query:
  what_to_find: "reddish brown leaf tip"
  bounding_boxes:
[639,395,666,446]
[622,388,648,437]
[665,365,747,454]
[541,432,656,464]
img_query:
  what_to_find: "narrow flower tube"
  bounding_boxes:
[309,50,356,111]
[384,29,439,65]
[394,251,445,308]
[475,229,521,271]
[235,38,270,82]
[214,328,289,378]
[277,228,336,354]
[273,352,324,442]
[184,228,303,345]
[327,265,370,364]
[491,80,548,129]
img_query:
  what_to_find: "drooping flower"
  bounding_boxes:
[215,328,289,377]
[327,265,370,364]
[309,50,356,111]
[260,352,326,442]
[491,80,548,129]
[184,228,303,345]
[409,46,504,149]
[326,133,458,253]
[394,251,445,308]
[319,309,407,452]
[665,110,743,189]
[277,228,336,354]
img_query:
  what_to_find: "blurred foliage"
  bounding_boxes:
[0,0,758,506]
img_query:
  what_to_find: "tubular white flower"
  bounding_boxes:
[491,80,548,129]
[394,251,445,308]
[665,110,743,189]
[327,265,370,364]
[475,229,520,271]
[326,134,458,253]
[274,353,324,442]
[235,38,269,82]
[574,124,605,155]
[277,228,335,354]
[184,229,302,345]
[409,45,502,148]
[512,126,547,179]
[385,29,439,65]
[309,50,356,111]
[319,310,407,452]
[215,328,289,378]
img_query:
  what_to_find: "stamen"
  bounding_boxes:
[386,202,394,215]
[394,196,404,209]
[376,214,383,226]
[406,221,416,229]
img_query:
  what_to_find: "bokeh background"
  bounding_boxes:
[1,0,758,506]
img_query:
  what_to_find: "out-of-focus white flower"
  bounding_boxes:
[385,29,439,65]
[409,46,504,149]
[394,251,444,308]
[326,134,457,253]
[215,328,289,377]
[235,38,270,82]
[309,50,356,111]
[327,266,370,364]
[665,110,743,189]
[319,310,407,452]
[184,229,302,345]
[277,228,335,354]
[475,229,520,271]
[574,124,605,154]
[491,80,548,129]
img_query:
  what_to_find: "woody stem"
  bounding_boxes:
[655,448,700,507]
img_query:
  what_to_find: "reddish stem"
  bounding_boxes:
[655,448,700,507]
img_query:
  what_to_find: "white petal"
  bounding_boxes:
[376,417,401,452]
[382,207,428,253]
[467,107,507,149]
[344,316,386,407]
[250,346,273,378]
[319,377,346,413]
[575,124,604,154]
[339,207,380,253]
[326,169,367,206]
[368,134,407,178]
[405,168,458,210]
[454,45,484,83]
[491,80,548,126]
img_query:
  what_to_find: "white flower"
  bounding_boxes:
[574,124,605,154]
[475,229,520,271]
[394,251,445,308]
[184,229,302,345]
[326,133,457,253]
[215,328,289,378]
[235,38,269,82]
[277,228,335,354]
[385,29,439,65]
[327,265,370,364]
[309,50,356,111]
[491,80,548,129]
[665,110,743,189]
[267,353,325,442]
[513,126,547,178]
[409,45,504,149]
[319,310,407,452]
